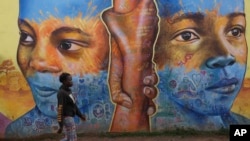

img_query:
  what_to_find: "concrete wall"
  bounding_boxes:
[0,0,250,139]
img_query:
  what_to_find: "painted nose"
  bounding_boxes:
[206,55,236,69]
[30,59,60,72]
[29,46,61,73]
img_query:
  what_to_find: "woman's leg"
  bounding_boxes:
[62,116,77,141]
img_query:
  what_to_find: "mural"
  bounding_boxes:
[152,0,249,130]
[0,0,250,139]
[5,0,114,138]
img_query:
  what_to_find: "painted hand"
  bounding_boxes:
[102,0,159,131]
[102,0,159,115]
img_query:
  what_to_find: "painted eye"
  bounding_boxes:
[19,31,34,46]
[227,27,243,37]
[59,41,72,50]
[58,40,83,51]
[174,31,199,42]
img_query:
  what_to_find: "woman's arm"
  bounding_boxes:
[57,91,64,133]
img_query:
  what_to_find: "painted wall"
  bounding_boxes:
[0,0,250,138]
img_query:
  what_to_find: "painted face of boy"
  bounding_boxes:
[155,0,247,115]
[17,0,111,117]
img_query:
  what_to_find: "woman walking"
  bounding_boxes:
[57,72,86,141]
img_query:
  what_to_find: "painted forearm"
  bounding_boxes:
[103,0,159,132]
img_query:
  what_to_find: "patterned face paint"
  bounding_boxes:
[155,0,247,117]
[17,0,111,117]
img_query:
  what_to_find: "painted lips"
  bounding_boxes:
[205,78,239,94]
[33,84,58,97]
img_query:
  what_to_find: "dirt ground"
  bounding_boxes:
[1,130,230,141]
[3,134,228,141]
[39,135,229,141]
[69,136,229,141]
[1,134,229,141]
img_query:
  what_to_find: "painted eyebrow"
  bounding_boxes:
[18,19,31,27]
[52,27,90,37]
[18,19,36,36]
[170,13,204,24]
[225,12,246,33]
[227,12,245,19]
[169,12,245,24]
